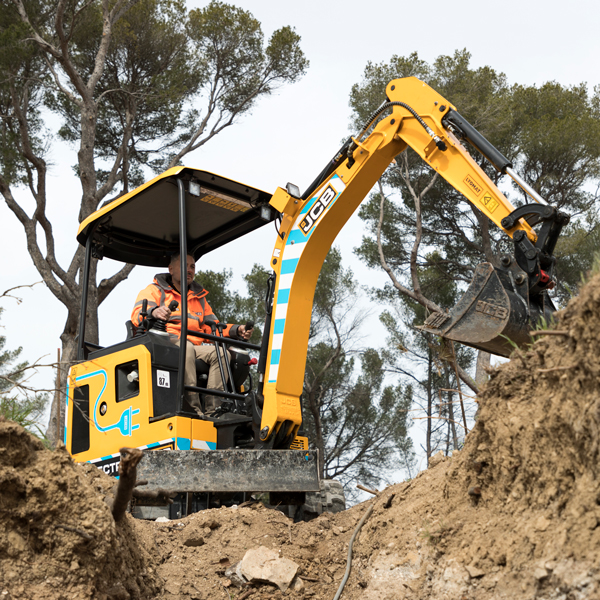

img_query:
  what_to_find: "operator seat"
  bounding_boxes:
[195,358,210,387]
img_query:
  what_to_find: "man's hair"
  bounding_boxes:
[169,252,194,266]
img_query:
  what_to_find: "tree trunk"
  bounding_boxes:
[45,275,100,446]
[475,350,491,388]
[312,401,325,480]
[447,389,459,450]
[426,347,432,468]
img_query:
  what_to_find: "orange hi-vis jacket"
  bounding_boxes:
[132,274,240,345]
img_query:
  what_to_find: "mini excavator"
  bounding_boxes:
[66,76,568,517]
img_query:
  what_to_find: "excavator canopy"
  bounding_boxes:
[77,166,274,267]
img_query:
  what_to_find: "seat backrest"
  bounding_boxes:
[125,320,137,341]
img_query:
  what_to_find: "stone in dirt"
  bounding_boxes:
[183,536,205,547]
[239,546,299,591]
[465,565,485,578]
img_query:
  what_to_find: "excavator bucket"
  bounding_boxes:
[419,262,553,357]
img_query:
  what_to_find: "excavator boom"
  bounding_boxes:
[258,76,568,447]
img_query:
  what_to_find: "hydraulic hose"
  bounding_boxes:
[355,101,447,152]
[303,99,446,201]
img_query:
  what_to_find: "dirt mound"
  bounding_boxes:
[3,274,600,600]
[0,420,162,599]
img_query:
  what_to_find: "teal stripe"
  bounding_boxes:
[274,319,285,334]
[271,349,281,364]
[281,258,299,274]
[299,194,318,215]
[177,437,191,450]
[277,289,290,304]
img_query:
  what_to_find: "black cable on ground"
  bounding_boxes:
[332,501,376,600]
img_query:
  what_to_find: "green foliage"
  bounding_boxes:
[0,1,47,185]
[303,343,415,499]
[187,2,307,112]
[58,0,194,188]
[353,50,515,295]
[372,254,474,459]
[0,0,308,444]
[511,82,600,211]
[0,308,49,439]
[553,217,600,302]
[350,50,600,461]
[0,0,309,189]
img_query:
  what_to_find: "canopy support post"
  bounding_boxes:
[177,178,188,413]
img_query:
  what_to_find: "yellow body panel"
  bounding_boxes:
[191,419,218,450]
[66,344,218,466]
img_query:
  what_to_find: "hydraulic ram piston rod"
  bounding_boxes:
[505,167,549,206]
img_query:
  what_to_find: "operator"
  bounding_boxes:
[132,253,252,415]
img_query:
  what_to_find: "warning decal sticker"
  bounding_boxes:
[481,193,499,213]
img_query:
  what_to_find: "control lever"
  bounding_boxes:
[140,299,149,331]
[244,320,254,338]
[212,321,235,394]
[151,300,179,334]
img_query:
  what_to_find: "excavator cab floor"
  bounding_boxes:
[419,262,554,357]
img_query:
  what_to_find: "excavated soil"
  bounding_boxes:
[2,274,600,599]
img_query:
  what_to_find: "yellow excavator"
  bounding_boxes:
[66,76,568,517]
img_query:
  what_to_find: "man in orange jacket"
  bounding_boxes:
[132,253,252,415]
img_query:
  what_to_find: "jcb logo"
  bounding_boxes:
[299,186,337,235]
[476,300,508,320]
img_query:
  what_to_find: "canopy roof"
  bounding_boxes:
[77,167,275,267]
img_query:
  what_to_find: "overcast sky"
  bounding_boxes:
[1,0,597,439]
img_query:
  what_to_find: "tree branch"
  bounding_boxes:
[375,180,442,314]
[98,263,136,305]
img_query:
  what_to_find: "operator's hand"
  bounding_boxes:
[238,324,253,340]
[151,305,171,321]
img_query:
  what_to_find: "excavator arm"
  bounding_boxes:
[256,76,568,448]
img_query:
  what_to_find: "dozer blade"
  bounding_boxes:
[419,262,545,357]
[136,449,320,493]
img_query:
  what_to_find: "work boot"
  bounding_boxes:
[204,395,222,413]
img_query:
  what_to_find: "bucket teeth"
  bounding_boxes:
[424,312,451,329]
